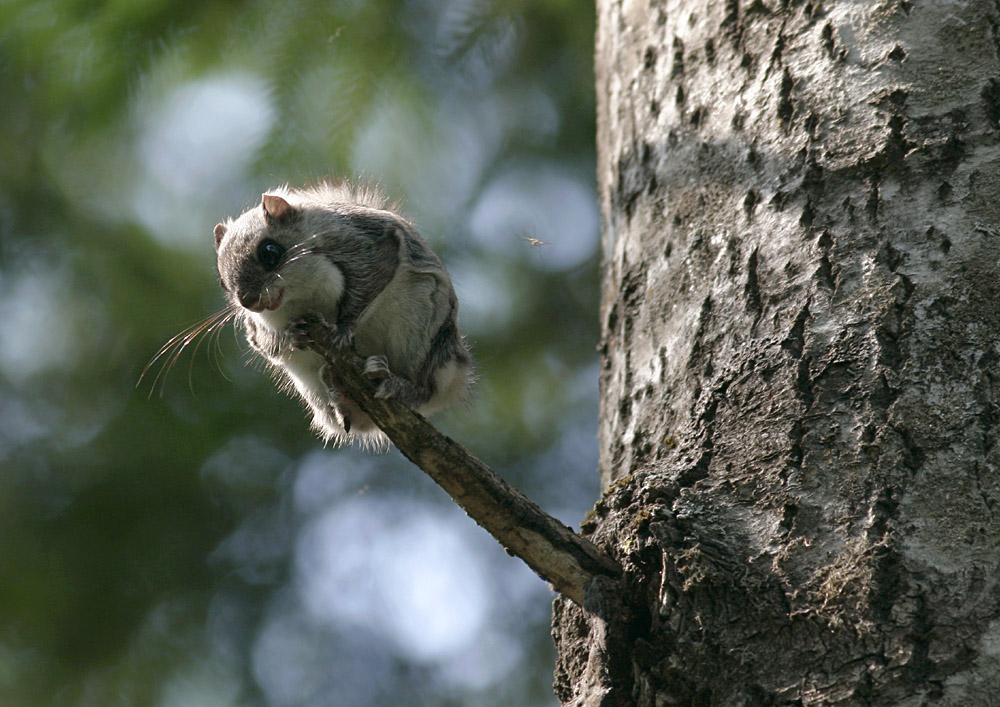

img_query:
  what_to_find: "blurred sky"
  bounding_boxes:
[0,1,600,705]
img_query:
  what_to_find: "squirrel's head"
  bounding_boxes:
[213,191,345,330]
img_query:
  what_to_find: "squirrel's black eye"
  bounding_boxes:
[257,239,285,271]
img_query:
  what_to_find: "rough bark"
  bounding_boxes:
[553,0,1000,704]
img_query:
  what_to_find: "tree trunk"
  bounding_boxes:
[552,0,1000,704]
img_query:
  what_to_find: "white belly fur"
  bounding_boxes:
[281,347,328,402]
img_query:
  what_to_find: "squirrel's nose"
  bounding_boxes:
[238,290,264,312]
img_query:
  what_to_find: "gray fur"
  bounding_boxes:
[214,181,473,447]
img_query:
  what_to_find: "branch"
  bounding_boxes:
[307,323,622,607]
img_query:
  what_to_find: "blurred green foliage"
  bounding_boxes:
[0,0,598,705]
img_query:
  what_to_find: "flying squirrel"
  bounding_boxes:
[212,181,473,447]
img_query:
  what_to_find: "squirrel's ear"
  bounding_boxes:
[262,194,294,223]
[213,223,227,251]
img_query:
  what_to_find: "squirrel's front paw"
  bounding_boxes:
[286,318,314,350]
[286,313,331,351]
[330,324,354,351]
